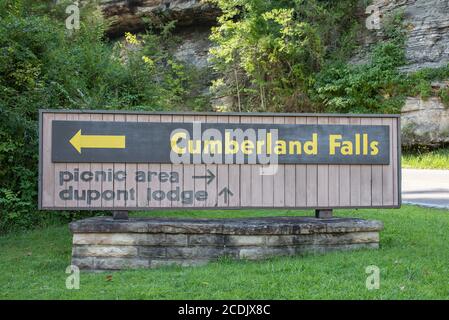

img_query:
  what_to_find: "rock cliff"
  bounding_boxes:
[100,0,220,37]
[366,0,449,72]
[97,0,449,147]
[364,0,449,147]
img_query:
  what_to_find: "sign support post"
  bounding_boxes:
[315,209,333,219]
[113,211,129,220]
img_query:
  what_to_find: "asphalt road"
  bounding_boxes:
[402,169,449,209]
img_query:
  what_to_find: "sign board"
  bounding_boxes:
[39,110,401,210]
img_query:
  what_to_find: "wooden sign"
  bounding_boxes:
[39,110,401,210]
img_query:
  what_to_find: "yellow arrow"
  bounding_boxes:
[69,129,126,154]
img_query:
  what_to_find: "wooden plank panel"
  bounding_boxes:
[89,113,103,208]
[339,117,351,206]
[205,115,218,207]
[295,116,307,207]
[53,113,67,208]
[371,118,383,206]
[193,115,206,207]
[317,117,329,207]
[125,114,138,208]
[328,117,340,207]
[228,115,240,207]
[382,118,394,205]
[239,116,252,207]
[78,113,91,208]
[273,117,285,207]
[360,118,372,206]
[393,118,399,206]
[349,117,361,207]
[262,116,274,207]
[171,114,184,208]
[217,115,229,207]
[182,115,195,208]
[306,117,318,207]
[42,113,54,207]
[251,116,263,207]
[284,117,296,207]
[113,114,126,208]
[136,114,150,208]
[148,115,161,208]
[160,115,173,208]
[101,114,114,209]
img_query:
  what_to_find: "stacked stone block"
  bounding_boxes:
[70,216,383,270]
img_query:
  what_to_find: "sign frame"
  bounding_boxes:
[38,109,401,211]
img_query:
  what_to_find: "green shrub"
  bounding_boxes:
[209,0,353,112]
[406,64,449,105]
[311,41,406,113]
[308,10,407,114]
[0,0,198,233]
[208,0,416,113]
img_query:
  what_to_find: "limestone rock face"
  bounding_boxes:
[402,97,449,147]
[365,0,449,72]
[402,0,449,72]
[96,0,449,147]
[100,0,449,73]
[99,0,220,37]
[99,0,219,104]
[172,26,212,69]
[360,0,449,147]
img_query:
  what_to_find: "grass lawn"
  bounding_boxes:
[402,148,449,169]
[1,205,448,300]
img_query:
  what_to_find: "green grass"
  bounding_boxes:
[402,148,449,169]
[1,205,449,299]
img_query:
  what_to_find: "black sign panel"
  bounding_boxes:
[52,121,390,164]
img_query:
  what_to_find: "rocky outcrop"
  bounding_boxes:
[172,25,212,69]
[97,0,449,147]
[363,0,449,147]
[100,0,449,73]
[363,0,449,72]
[99,0,220,37]
[402,96,449,147]
[401,0,449,72]
[99,0,219,105]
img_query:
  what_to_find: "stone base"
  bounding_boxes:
[69,216,383,271]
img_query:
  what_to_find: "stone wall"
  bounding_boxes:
[70,216,383,270]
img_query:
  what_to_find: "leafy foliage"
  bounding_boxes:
[209,0,362,112]
[405,64,449,106]
[210,1,449,114]
[312,41,407,114]
[0,0,198,233]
